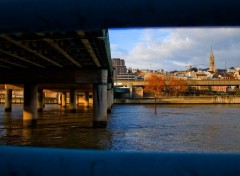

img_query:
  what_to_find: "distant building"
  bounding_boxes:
[112,58,144,81]
[208,47,216,72]
[112,58,127,80]
[234,67,240,79]
[196,73,208,80]
[212,86,227,92]
[116,73,144,81]
[227,67,235,73]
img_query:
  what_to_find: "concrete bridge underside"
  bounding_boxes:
[0,31,113,127]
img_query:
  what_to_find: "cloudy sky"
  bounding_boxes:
[109,28,240,71]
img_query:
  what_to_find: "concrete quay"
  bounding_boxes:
[114,96,240,104]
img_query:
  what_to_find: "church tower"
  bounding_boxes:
[209,47,216,72]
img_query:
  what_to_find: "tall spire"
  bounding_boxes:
[209,46,216,72]
[210,45,214,58]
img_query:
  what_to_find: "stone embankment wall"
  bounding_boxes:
[114,96,240,104]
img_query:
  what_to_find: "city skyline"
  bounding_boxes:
[109,28,240,71]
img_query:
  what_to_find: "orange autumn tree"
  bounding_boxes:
[168,78,188,96]
[144,73,165,114]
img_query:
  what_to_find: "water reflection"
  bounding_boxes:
[0,104,240,152]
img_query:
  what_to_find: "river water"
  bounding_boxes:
[0,104,240,152]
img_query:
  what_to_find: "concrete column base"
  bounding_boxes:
[92,70,108,128]
[69,89,76,112]
[93,83,107,128]
[83,92,89,108]
[57,93,62,105]
[23,83,38,128]
[129,83,133,98]
[107,83,112,113]
[37,89,44,112]
[5,89,12,112]
[61,93,66,108]
[111,89,114,107]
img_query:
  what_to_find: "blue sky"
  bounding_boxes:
[109,28,240,71]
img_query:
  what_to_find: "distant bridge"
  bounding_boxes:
[115,80,240,87]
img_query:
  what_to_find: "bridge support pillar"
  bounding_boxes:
[69,89,76,112]
[5,89,12,112]
[37,89,44,112]
[93,84,107,127]
[107,83,113,113]
[83,92,89,108]
[23,83,38,127]
[111,88,114,107]
[93,69,108,128]
[61,93,66,108]
[133,87,143,98]
[129,83,133,98]
[57,93,62,105]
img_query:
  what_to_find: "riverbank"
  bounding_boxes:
[114,95,240,104]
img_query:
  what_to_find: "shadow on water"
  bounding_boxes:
[1,103,240,152]
[0,104,112,150]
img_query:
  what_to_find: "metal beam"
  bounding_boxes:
[0,64,11,69]
[43,38,82,67]
[0,49,45,68]
[0,58,27,68]
[0,35,63,68]
[81,39,101,67]
[77,32,101,67]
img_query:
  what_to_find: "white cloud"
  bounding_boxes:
[110,28,240,71]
